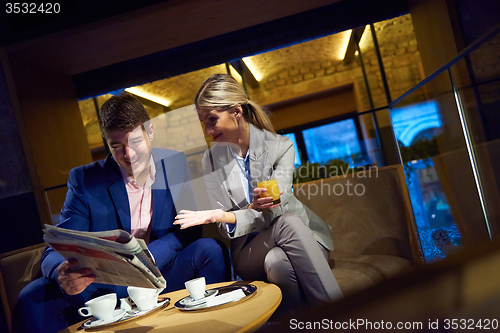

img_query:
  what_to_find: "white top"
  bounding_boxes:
[226,146,253,234]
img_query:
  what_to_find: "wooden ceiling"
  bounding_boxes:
[4,0,340,75]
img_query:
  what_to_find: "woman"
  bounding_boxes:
[175,74,343,313]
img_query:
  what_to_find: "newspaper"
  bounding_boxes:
[43,224,166,289]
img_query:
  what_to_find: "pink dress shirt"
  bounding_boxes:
[119,157,156,242]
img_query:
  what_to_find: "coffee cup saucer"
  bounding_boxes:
[180,289,218,306]
[127,298,170,316]
[83,309,126,328]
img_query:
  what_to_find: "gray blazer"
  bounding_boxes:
[201,123,334,261]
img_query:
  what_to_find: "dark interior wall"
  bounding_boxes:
[456,0,500,142]
[0,0,169,46]
[0,64,40,333]
[456,0,500,46]
[0,62,31,197]
[0,193,43,253]
[0,59,43,254]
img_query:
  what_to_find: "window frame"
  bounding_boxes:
[277,111,368,165]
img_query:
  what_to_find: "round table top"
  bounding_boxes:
[65,281,281,333]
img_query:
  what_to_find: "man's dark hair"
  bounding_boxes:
[99,92,150,137]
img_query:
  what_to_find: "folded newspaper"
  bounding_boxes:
[43,225,166,289]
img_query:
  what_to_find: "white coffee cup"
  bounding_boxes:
[78,293,117,320]
[127,286,160,311]
[184,277,206,301]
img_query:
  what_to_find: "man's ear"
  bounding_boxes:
[147,124,154,142]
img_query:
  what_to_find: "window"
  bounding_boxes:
[390,100,441,146]
[281,114,369,168]
[282,133,302,166]
[302,119,365,167]
[390,99,460,262]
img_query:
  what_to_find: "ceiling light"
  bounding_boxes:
[359,25,371,51]
[125,87,171,107]
[228,64,243,84]
[242,57,263,81]
[338,29,352,60]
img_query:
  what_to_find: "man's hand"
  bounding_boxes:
[174,209,226,229]
[57,258,96,295]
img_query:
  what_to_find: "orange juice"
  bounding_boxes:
[257,179,281,205]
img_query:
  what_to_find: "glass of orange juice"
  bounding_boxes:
[257,176,281,205]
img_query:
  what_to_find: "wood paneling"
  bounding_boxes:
[5,57,92,225]
[408,0,464,76]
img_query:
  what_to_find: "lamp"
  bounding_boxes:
[125,87,171,107]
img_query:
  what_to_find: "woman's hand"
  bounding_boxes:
[174,209,226,229]
[57,258,96,295]
[251,188,283,210]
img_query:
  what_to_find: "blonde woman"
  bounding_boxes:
[175,74,343,314]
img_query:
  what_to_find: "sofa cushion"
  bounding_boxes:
[332,255,412,296]
[294,166,415,260]
[292,165,421,297]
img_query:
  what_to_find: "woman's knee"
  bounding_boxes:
[273,214,314,244]
[264,247,295,283]
[275,214,309,232]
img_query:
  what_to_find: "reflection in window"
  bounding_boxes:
[390,100,441,146]
[302,119,364,167]
[390,100,461,263]
[282,133,302,166]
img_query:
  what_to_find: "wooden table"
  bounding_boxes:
[64,281,281,333]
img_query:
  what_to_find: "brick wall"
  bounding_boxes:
[150,104,206,153]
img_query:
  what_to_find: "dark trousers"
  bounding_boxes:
[12,238,230,333]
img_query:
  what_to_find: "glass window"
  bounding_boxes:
[390,100,442,146]
[391,97,462,263]
[302,119,364,167]
[282,133,302,166]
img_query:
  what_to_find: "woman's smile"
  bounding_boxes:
[212,132,222,141]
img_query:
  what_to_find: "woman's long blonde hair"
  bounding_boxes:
[195,74,275,133]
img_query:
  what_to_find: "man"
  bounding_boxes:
[13,92,230,332]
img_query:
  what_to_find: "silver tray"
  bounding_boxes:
[83,298,170,331]
[174,283,257,311]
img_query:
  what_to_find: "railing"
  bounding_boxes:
[386,24,500,262]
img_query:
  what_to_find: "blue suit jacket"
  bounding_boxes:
[41,148,201,282]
